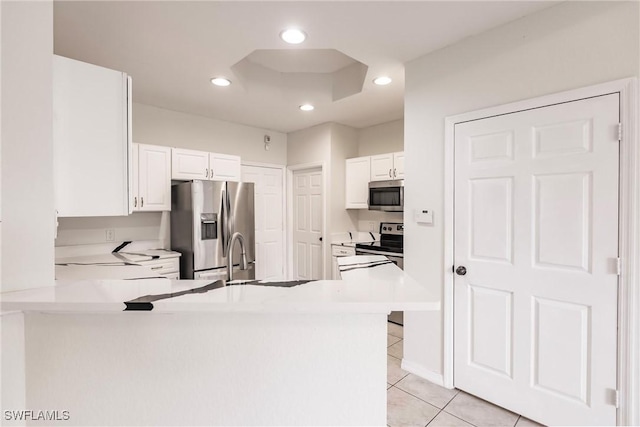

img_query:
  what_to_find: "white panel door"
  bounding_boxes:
[210,153,241,181]
[345,156,371,209]
[171,148,208,180]
[137,144,171,211]
[292,168,323,280]
[454,94,619,426]
[370,153,394,181]
[241,165,285,281]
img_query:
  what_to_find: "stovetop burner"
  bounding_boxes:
[355,240,403,254]
[355,222,403,254]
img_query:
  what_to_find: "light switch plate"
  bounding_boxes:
[415,209,434,224]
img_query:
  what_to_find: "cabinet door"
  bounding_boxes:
[345,157,371,209]
[138,144,171,211]
[332,256,340,280]
[393,152,405,179]
[210,153,241,181]
[131,143,140,211]
[53,55,130,217]
[370,153,394,181]
[171,148,209,180]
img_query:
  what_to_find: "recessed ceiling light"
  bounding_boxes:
[299,104,314,111]
[280,28,307,44]
[373,76,392,86]
[210,77,231,87]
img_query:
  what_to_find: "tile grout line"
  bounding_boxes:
[388,385,442,415]
[390,384,453,412]
[440,393,484,427]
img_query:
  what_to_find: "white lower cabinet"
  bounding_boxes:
[131,144,171,211]
[331,245,355,279]
[137,256,180,278]
[171,148,241,181]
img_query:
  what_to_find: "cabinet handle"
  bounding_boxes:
[141,197,144,208]
[394,168,397,178]
[134,197,137,208]
[389,169,392,177]
[205,169,209,178]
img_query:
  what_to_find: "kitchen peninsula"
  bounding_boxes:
[1,256,437,426]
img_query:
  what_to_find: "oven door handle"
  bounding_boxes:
[355,248,404,258]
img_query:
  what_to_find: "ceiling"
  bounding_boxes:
[53,1,557,133]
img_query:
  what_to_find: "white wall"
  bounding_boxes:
[1,1,54,292]
[1,312,26,420]
[357,119,404,157]
[403,1,640,380]
[287,123,331,167]
[356,119,404,230]
[330,123,359,233]
[133,103,287,165]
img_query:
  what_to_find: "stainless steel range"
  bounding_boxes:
[355,222,404,325]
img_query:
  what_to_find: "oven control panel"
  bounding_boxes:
[379,222,403,236]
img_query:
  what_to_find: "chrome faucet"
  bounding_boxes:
[227,232,248,281]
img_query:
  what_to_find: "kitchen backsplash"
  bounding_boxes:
[357,210,403,233]
[55,212,169,248]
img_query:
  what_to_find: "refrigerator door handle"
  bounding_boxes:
[221,187,228,257]
[221,183,232,257]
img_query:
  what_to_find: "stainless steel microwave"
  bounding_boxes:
[368,179,404,212]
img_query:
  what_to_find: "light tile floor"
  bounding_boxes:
[386,322,545,427]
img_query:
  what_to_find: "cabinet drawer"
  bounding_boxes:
[138,257,180,275]
[331,245,355,257]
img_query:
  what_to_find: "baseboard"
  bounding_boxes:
[400,359,447,388]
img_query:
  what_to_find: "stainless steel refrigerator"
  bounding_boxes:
[171,180,255,280]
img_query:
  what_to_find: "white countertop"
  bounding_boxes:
[331,231,379,247]
[1,256,438,314]
[54,249,180,280]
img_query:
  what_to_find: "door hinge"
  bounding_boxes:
[607,388,620,407]
[616,257,622,276]
[618,123,622,142]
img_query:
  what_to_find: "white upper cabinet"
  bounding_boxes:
[53,55,131,217]
[370,153,394,181]
[171,148,209,180]
[209,153,241,181]
[171,148,241,181]
[393,151,405,179]
[345,157,371,209]
[132,144,171,211]
[370,152,404,181]
[345,151,404,209]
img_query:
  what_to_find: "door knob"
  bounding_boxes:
[455,266,467,276]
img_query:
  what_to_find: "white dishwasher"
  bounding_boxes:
[331,245,355,279]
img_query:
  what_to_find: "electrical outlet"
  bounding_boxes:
[105,229,115,242]
[368,221,376,232]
